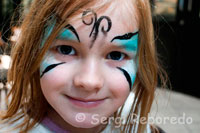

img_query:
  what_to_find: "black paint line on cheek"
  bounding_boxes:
[111,31,139,42]
[40,62,66,78]
[65,24,80,42]
[117,67,132,90]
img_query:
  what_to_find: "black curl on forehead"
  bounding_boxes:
[81,9,112,48]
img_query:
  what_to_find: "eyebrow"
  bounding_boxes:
[65,24,80,42]
[110,31,139,42]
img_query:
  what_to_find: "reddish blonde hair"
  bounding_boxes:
[1,0,167,132]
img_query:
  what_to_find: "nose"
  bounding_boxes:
[73,58,104,92]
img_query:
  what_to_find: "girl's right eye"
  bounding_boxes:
[56,45,76,55]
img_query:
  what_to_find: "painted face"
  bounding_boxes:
[40,2,139,130]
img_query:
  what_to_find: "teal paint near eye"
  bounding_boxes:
[40,60,51,75]
[56,28,78,41]
[114,33,138,52]
[41,19,56,48]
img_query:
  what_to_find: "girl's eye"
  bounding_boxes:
[107,51,125,61]
[57,45,76,55]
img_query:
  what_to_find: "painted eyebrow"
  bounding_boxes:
[110,31,139,42]
[65,24,80,42]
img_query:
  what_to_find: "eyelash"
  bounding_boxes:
[55,45,128,61]
[106,51,126,61]
[56,45,76,56]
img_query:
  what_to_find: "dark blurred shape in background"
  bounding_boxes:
[0,0,200,97]
[151,0,200,98]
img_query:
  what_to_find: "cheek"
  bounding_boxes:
[105,68,130,106]
[121,60,137,88]
[40,64,74,94]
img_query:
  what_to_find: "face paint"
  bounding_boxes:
[111,32,139,90]
[82,9,112,47]
[42,19,80,48]
[40,62,65,77]
[41,21,79,77]
[117,60,137,90]
[111,32,138,52]
[41,20,56,48]
[117,67,132,89]
[40,54,65,78]
[56,24,80,42]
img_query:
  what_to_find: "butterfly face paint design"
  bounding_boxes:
[40,10,138,91]
[40,9,112,77]
[40,21,80,77]
[57,24,80,42]
[111,32,139,90]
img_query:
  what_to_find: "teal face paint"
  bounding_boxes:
[112,32,139,89]
[56,25,80,42]
[40,55,65,77]
[41,19,57,48]
[41,19,80,48]
[40,21,79,77]
[40,55,56,76]
[111,32,138,52]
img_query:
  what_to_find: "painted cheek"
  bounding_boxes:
[40,55,61,77]
[121,60,137,88]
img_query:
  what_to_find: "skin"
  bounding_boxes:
[40,1,139,132]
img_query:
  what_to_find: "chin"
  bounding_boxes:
[69,118,101,128]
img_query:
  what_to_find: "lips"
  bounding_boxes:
[66,95,105,108]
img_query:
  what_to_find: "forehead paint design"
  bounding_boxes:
[57,24,80,42]
[111,31,139,52]
[82,9,112,48]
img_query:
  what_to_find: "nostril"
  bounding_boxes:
[73,74,103,91]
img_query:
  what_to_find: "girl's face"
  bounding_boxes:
[40,1,139,129]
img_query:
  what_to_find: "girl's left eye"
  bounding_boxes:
[107,51,125,61]
[56,45,76,55]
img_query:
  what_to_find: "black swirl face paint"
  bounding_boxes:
[82,9,112,48]
[117,67,132,90]
[40,62,65,78]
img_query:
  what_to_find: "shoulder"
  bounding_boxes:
[29,123,53,133]
[0,119,21,133]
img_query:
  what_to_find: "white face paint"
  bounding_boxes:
[120,59,137,88]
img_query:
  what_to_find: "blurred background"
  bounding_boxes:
[0,0,200,132]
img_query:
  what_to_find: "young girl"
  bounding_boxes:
[0,0,166,132]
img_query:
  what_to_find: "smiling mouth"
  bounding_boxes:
[66,95,105,108]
